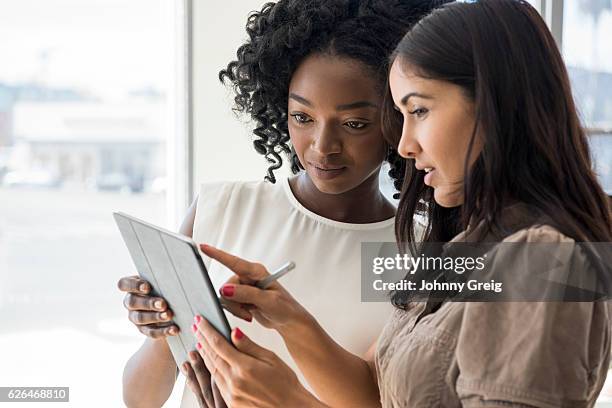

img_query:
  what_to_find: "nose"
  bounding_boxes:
[311,123,342,156]
[397,122,420,159]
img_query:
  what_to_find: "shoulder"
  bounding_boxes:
[487,223,606,302]
[193,179,289,222]
[503,224,574,243]
[191,179,287,241]
[499,224,580,267]
[196,179,276,198]
[499,223,598,275]
[195,179,282,210]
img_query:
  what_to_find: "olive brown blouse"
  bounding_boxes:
[375,225,611,407]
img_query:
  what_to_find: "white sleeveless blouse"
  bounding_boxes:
[180,178,395,406]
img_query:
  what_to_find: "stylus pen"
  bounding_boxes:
[255,261,296,289]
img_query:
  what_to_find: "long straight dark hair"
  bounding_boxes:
[383,0,612,256]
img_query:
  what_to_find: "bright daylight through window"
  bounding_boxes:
[0,0,182,406]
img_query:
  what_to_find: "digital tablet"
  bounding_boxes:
[113,211,232,366]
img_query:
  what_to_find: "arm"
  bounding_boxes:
[121,198,198,408]
[278,313,380,407]
[200,245,381,408]
[122,338,179,408]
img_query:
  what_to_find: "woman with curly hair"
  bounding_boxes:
[117,1,446,407]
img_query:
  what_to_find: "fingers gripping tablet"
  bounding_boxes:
[113,212,232,366]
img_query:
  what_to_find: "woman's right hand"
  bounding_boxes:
[200,244,313,335]
[117,275,179,338]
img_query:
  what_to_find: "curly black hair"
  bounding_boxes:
[219,0,447,198]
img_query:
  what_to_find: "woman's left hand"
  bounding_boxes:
[180,351,227,408]
[191,316,323,408]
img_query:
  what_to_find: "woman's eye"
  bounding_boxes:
[290,113,311,124]
[409,108,429,118]
[345,121,368,130]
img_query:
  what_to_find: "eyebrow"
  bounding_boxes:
[336,101,378,111]
[289,93,312,107]
[400,92,433,106]
[289,93,378,111]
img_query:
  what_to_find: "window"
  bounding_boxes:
[0,1,186,406]
[510,1,612,198]
[562,0,612,195]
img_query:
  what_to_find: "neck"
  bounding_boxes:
[288,170,395,224]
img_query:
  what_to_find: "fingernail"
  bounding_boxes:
[191,323,197,333]
[235,328,244,340]
[246,315,252,322]
[201,244,210,250]
[160,312,169,320]
[221,285,235,297]
[194,315,202,324]
[169,326,178,335]
[154,300,163,310]
[139,283,148,292]
[196,342,202,350]
[190,351,198,362]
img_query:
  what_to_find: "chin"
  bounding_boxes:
[305,171,355,195]
[311,179,354,195]
[433,189,463,208]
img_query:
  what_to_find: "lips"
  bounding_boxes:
[310,162,345,171]
[423,168,436,186]
[414,162,436,185]
[308,162,347,180]
[414,162,435,172]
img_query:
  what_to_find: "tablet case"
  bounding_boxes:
[113,212,232,366]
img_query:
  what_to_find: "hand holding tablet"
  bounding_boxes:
[114,212,296,367]
[114,212,232,366]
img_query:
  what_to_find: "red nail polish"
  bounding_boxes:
[246,315,252,322]
[235,328,244,340]
[196,342,202,350]
[191,323,197,333]
[221,285,235,297]
[194,315,201,324]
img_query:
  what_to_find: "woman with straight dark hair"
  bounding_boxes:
[188,1,612,406]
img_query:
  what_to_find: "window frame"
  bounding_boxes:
[528,1,612,198]
[168,0,194,228]
[539,0,565,47]
[536,0,611,136]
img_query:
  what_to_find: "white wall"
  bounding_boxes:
[192,0,285,189]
